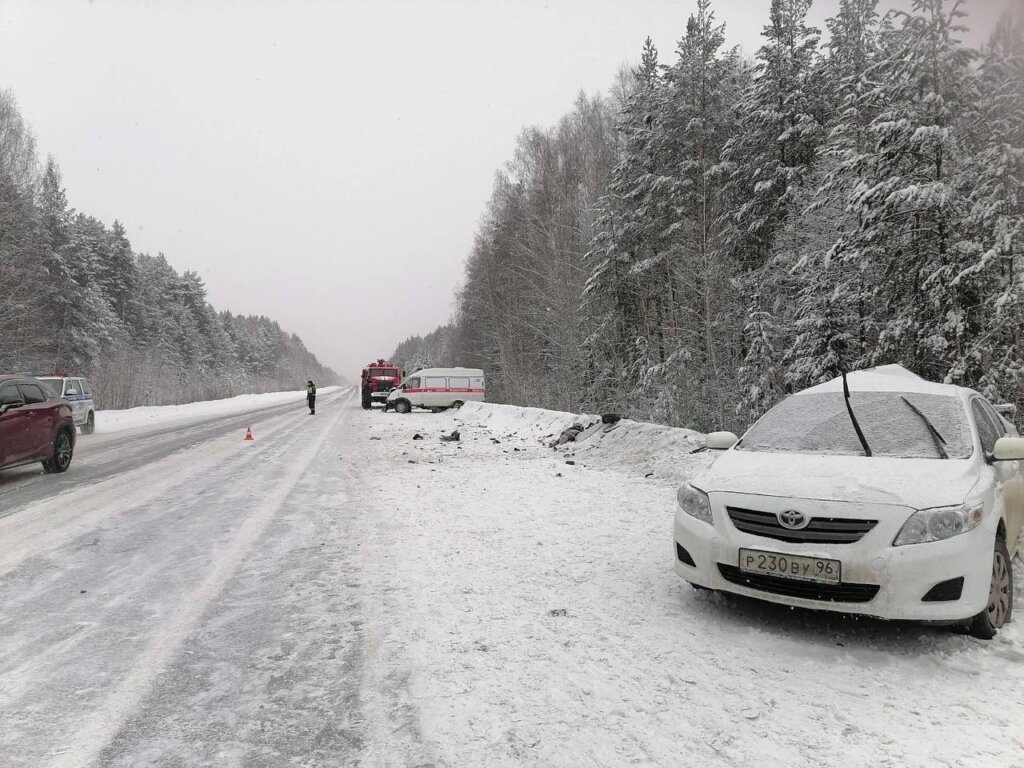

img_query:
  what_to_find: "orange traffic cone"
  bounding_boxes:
[244,427,254,441]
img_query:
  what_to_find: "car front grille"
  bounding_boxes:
[718,564,880,603]
[726,507,877,544]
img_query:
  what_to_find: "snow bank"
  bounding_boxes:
[95,387,340,435]
[458,401,713,483]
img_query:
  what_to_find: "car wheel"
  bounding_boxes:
[966,536,1013,639]
[42,429,74,474]
[394,399,411,414]
[81,411,95,435]
[361,392,371,410]
[451,400,464,409]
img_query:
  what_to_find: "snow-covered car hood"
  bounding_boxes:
[692,450,981,510]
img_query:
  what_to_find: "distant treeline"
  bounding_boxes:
[393,0,1024,432]
[0,92,337,409]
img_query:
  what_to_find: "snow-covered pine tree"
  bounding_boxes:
[737,290,784,423]
[100,220,138,325]
[722,0,824,274]
[955,8,1024,405]
[581,37,664,413]
[36,158,79,369]
[655,0,746,427]
[784,0,884,392]
[825,0,980,384]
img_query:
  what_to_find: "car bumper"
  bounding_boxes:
[673,502,993,622]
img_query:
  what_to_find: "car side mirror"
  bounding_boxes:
[992,436,1024,462]
[706,431,739,450]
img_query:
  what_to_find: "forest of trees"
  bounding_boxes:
[0,92,337,409]
[392,0,1024,433]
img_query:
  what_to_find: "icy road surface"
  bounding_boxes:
[1,389,1022,767]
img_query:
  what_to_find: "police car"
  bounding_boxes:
[34,374,96,434]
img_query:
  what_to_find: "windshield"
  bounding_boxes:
[368,368,397,378]
[737,391,972,459]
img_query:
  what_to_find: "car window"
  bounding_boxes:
[80,378,93,395]
[18,383,47,404]
[0,383,23,404]
[976,398,1007,437]
[737,391,973,459]
[65,379,80,395]
[405,377,421,389]
[449,377,470,389]
[971,399,1001,455]
[424,377,447,388]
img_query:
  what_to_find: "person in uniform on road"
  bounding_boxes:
[306,380,316,415]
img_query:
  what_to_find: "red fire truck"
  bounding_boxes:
[360,360,403,409]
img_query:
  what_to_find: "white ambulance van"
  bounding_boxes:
[386,368,485,413]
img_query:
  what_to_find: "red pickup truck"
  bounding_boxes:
[0,374,76,473]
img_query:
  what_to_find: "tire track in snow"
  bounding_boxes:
[335,412,436,768]
[47,389,353,768]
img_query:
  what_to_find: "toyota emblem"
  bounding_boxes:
[777,510,809,530]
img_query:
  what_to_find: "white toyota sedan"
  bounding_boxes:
[674,365,1024,639]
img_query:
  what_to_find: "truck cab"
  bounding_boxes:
[360,360,404,409]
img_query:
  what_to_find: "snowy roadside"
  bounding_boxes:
[94,386,341,434]
[351,401,1024,768]
[456,401,711,483]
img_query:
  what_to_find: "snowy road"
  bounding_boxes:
[1,391,1023,767]
[0,390,324,515]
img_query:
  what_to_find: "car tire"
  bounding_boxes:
[42,429,74,474]
[361,391,371,410]
[81,411,95,435]
[394,399,411,414]
[966,535,1013,640]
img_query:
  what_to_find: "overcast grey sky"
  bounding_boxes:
[0,0,1011,377]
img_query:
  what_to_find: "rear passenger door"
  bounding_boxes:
[0,382,29,465]
[17,382,54,460]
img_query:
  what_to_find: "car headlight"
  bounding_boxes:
[677,484,713,525]
[893,503,983,546]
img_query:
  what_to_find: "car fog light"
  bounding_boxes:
[677,484,713,525]
[893,504,983,546]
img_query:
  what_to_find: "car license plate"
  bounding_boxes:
[738,549,841,584]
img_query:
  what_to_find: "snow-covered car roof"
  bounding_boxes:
[797,364,971,399]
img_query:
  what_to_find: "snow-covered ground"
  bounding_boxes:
[94,386,340,434]
[1,392,1022,767]
[358,402,1024,767]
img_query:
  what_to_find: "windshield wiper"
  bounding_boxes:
[900,395,949,459]
[842,370,872,457]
